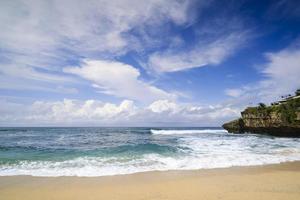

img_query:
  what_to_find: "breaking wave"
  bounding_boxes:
[150,129,228,135]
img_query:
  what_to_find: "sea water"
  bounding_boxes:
[0,127,300,177]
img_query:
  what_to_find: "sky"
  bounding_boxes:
[0,0,300,126]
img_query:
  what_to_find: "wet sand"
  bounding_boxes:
[1,162,300,200]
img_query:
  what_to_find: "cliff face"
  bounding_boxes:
[222,96,300,137]
[241,111,282,128]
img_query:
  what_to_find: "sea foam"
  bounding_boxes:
[1,127,300,177]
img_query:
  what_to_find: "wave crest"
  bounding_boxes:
[150,129,228,135]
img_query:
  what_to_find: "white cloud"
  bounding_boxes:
[0,0,197,91]
[148,100,178,113]
[0,98,240,126]
[0,0,251,106]
[0,74,78,94]
[64,60,176,102]
[28,99,137,123]
[225,88,243,98]
[0,64,72,83]
[148,32,247,72]
[224,39,300,104]
[0,0,194,57]
[261,44,300,97]
[0,0,256,126]
[267,0,300,19]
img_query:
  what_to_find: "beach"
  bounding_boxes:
[1,0,300,199]
[1,162,300,200]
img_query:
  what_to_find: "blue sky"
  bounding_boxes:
[0,0,300,126]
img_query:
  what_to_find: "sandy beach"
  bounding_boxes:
[1,162,300,200]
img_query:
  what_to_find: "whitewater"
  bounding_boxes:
[0,127,300,177]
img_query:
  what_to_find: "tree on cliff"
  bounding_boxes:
[258,103,266,108]
[296,89,300,96]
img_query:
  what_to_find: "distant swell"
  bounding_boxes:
[150,129,228,135]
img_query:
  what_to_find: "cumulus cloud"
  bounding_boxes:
[0,0,259,126]
[148,100,178,113]
[0,98,240,126]
[64,60,176,102]
[28,99,137,124]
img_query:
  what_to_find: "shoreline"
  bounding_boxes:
[1,161,300,200]
[1,160,300,178]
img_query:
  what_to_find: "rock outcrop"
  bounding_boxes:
[223,93,300,137]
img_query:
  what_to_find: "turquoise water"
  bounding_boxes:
[0,127,300,177]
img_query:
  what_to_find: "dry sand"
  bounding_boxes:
[1,162,300,200]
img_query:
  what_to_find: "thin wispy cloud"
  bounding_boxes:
[0,0,299,126]
[0,0,198,94]
[225,37,300,104]
[148,32,248,73]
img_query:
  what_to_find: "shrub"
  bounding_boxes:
[296,89,300,96]
[258,103,266,108]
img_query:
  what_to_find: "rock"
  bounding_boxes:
[222,92,300,137]
[222,118,244,133]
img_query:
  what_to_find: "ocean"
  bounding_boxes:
[0,127,300,177]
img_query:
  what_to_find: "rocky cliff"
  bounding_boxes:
[222,95,300,137]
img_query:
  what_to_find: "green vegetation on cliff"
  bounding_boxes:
[223,90,300,137]
[243,96,300,125]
